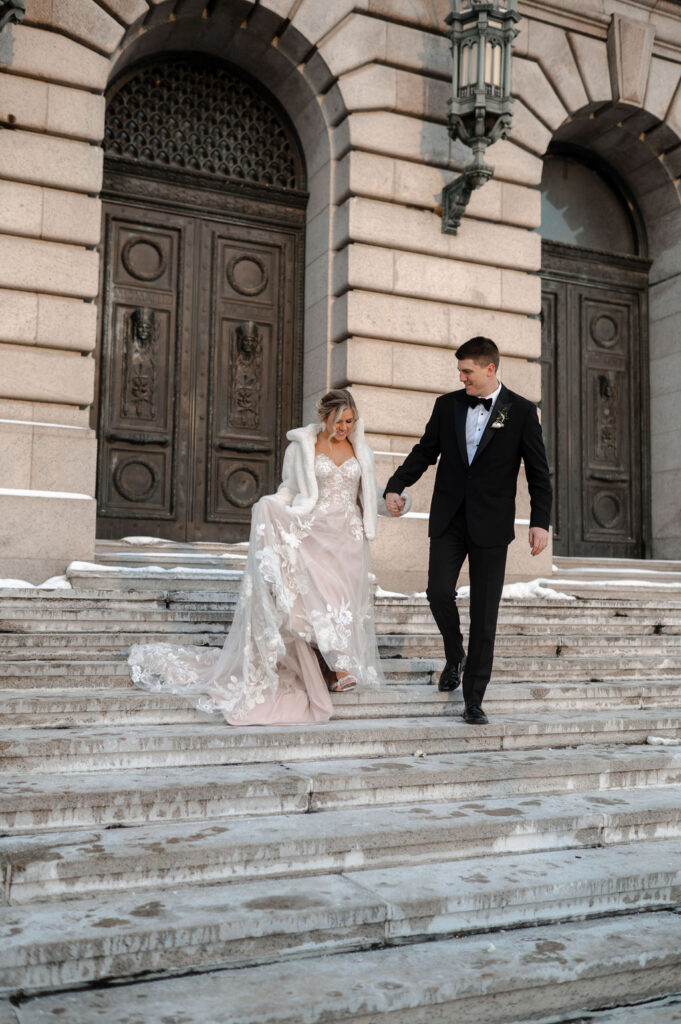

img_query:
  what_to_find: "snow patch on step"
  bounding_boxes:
[377,579,576,601]
[0,575,71,590]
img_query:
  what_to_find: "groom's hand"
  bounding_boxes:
[386,492,406,517]
[529,527,549,556]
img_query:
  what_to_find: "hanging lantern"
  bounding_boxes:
[442,0,520,234]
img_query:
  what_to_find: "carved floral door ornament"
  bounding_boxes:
[95,55,307,542]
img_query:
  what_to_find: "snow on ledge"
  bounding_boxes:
[0,488,93,501]
[376,579,575,601]
[120,536,170,546]
[500,579,576,601]
[66,561,242,578]
[0,575,71,590]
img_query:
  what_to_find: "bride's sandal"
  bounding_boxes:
[330,674,357,692]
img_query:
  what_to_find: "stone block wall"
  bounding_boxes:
[0,19,112,581]
[1,0,680,585]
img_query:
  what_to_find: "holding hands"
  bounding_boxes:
[385,492,406,517]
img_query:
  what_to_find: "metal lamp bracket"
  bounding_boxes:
[0,0,25,32]
[442,110,513,235]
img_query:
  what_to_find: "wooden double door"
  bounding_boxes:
[96,183,304,542]
[541,241,650,557]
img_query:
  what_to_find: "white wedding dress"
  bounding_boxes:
[128,453,384,725]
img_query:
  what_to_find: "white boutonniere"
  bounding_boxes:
[490,404,511,430]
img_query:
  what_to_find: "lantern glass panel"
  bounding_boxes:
[485,42,493,84]
[493,43,502,87]
[469,42,478,86]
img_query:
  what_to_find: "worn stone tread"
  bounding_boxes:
[3,680,681,727]
[3,841,681,994]
[12,913,681,1023]
[2,708,680,773]
[3,784,681,903]
[551,995,681,1023]
[3,744,681,833]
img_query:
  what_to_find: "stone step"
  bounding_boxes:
[574,997,681,1023]
[5,590,681,617]
[93,551,247,570]
[2,744,680,834]
[8,912,681,1022]
[94,537,250,557]
[0,614,228,630]
[3,631,681,659]
[1,841,680,995]
[0,633,223,658]
[67,564,243,591]
[4,784,681,904]
[5,607,681,639]
[377,633,681,657]
[0,606,233,623]
[4,627,681,663]
[3,681,681,728]
[554,554,681,575]
[380,655,681,684]
[2,709,680,773]
[4,655,681,693]
[550,580,681,600]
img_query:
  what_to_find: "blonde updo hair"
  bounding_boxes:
[316,389,359,437]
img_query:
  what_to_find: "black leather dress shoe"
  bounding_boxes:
[438,658,464,692]
[462,704,488,724]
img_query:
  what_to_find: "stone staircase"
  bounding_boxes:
[2,575,681,1022]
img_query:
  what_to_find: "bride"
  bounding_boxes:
[128,390,410,725]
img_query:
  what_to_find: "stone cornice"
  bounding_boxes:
[519,0,681,59]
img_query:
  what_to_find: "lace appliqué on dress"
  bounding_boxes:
[129,450,384,723]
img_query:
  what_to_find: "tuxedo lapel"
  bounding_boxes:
[453,393,469,466]
[472,386,512,464]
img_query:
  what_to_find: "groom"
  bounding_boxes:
[385,336,552,724]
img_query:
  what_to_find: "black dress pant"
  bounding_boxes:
[426,507,508,707]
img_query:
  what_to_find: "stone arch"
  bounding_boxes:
[105,1,350,417]
[512,17,681,556]
[14,0,351,416]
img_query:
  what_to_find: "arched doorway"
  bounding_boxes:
[94,55,307,542]
[540,146,651,558]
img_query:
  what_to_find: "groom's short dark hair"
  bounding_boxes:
[456,336,500,370]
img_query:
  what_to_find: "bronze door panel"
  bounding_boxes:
[97,198,303,543]
[541,242,649,557]
[97,208,191,538]
[194,221,296,540]
[579,290,638,550]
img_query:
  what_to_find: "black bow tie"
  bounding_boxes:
[466,395,493,411]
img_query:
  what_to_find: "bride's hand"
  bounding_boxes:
[385,492,406,517]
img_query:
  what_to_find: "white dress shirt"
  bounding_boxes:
[465,381,502,464]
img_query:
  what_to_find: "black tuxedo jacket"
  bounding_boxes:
[384,385,552,547]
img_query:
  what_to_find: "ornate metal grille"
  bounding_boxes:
[104,58,303,191]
